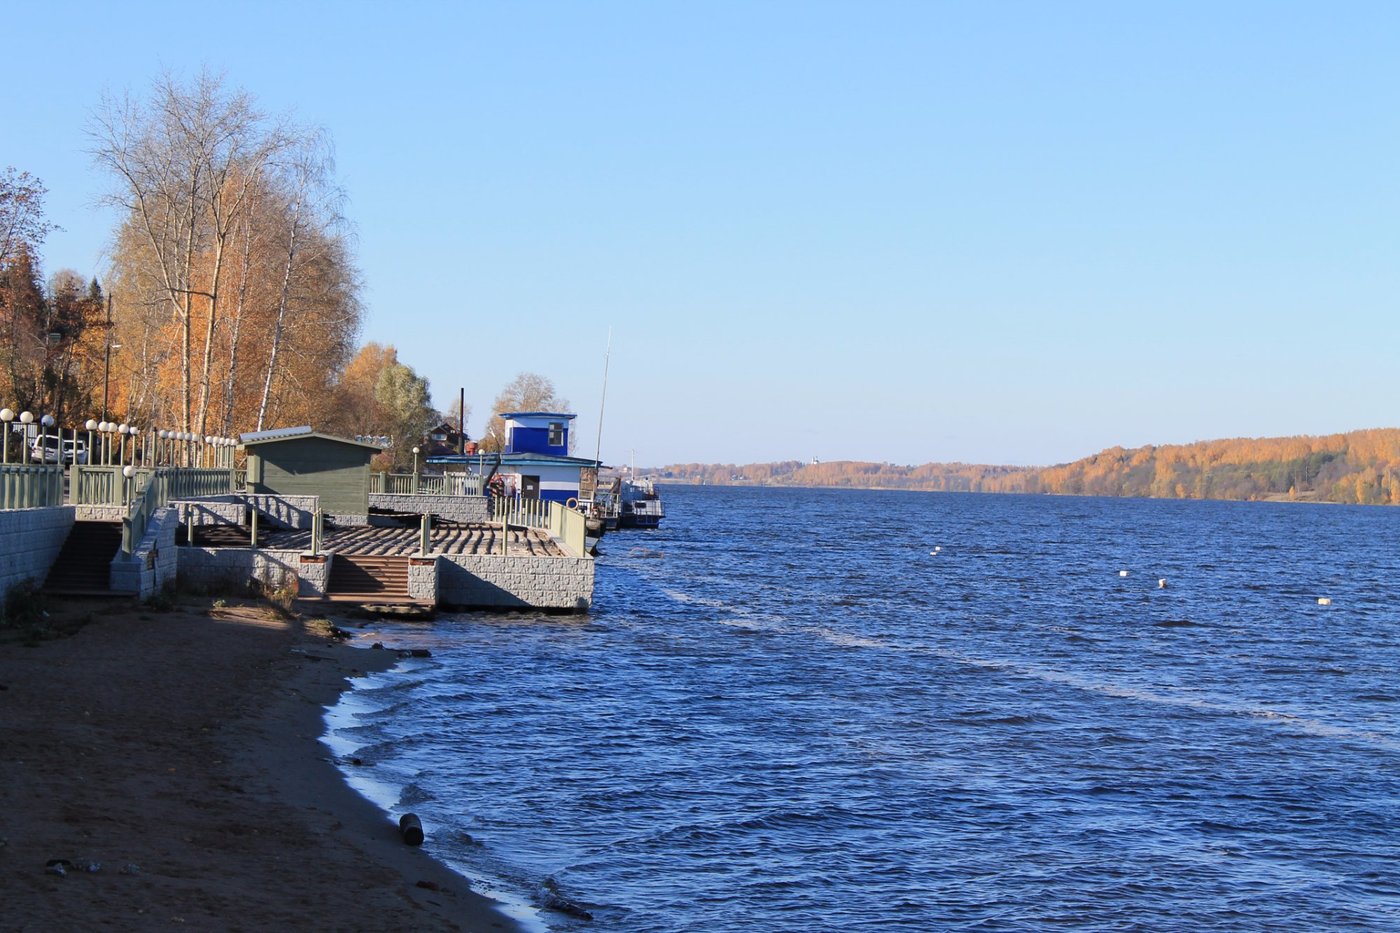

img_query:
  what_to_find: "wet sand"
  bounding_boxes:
[0,598,520,932]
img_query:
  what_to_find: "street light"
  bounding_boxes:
[86,419,97,466]
[0,408,12,463]
[40,414,55,465]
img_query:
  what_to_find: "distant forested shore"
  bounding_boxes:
[659,428,1400,506]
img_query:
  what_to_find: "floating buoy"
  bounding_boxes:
[1119,570,1129,577]
[1158,579,1167,589]
[1317,597,1332,606]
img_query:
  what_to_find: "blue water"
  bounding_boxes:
[328,486,1400,931]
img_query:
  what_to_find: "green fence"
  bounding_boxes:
[370,472,486,496]
[0,464,65,509]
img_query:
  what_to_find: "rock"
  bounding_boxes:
[541,877,594,920]
[410,648,431,658]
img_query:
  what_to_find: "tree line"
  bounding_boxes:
[660,428,1400,506]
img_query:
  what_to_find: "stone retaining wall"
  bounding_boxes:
[369,493,489,524]
[437,553,594,612]
[172,494,319,530]
[177,547,308,596]
[0,506,74,611]
[110,506,179,598]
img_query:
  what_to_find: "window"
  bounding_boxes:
[548,422,565,447]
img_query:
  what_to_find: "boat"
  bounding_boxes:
[617,475,664,529]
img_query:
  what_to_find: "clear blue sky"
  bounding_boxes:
[5,2,1399,467]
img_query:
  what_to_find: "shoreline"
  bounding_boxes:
[0,596,522,932]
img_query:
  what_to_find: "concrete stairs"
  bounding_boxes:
[325,554,414,602]
[44,521,122,595]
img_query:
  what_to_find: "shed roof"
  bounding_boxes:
[238,426,384,451]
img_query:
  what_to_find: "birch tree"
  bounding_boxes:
[92,72,360,436]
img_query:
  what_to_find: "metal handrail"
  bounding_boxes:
[489,497,587,556]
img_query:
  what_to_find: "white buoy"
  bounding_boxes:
[1317,597,1332,606]
[1119,570,1129,577]
[1158,579,1167,589]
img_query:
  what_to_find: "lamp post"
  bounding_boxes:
[123,465,135,507]
[1,408,13,463]
[40,414,55,464]
[19,412,33,462]
[412,446,421,494]
[86,420,97,466]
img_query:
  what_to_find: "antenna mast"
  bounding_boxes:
[593,327,612,465]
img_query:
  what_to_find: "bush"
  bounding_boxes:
[2,582,50,643]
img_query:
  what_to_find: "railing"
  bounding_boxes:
[548,501,587,557]
[123,470,166,555]
[0,464,65,509]
[370,471,485,496]
[167,468,235,499]
[489,497,587,557]
[76,466,232,508]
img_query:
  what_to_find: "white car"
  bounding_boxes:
[31,437,87,465]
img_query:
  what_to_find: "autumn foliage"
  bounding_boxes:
[662,428,1400,506]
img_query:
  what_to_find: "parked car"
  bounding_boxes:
[30,437,87,465]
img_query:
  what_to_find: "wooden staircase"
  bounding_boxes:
[44,521,122,596]
[325,554,414,602]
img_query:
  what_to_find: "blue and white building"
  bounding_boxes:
[495,412,599,504]
[427,411,599,505]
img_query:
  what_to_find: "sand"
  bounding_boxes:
[0,597,521,932]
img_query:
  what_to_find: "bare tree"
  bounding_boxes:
[483,372,570,452]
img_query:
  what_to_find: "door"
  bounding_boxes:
[521,475,540,499]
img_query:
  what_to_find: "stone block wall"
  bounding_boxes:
[369,493,490,524]
[296,553,331,598]
[177,547,306,595]
[0,506,75,611]
[409,557,438,603]
[437,553,594,612]
[175,499,244,527]
[110,506,179,598]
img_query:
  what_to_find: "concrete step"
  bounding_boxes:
[44,521,122,595]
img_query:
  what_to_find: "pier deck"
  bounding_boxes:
[193,520,568,558]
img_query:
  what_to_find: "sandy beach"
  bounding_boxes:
[0,596,520,932]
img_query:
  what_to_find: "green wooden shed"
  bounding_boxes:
[238,426,382,518]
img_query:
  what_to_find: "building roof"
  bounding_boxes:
[427,451,599,468]
[238,426,384,451]
[498,411,577,421]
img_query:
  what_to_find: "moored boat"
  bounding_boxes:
[618,476,664,529]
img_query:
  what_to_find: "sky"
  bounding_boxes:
[4,1,1400,468]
